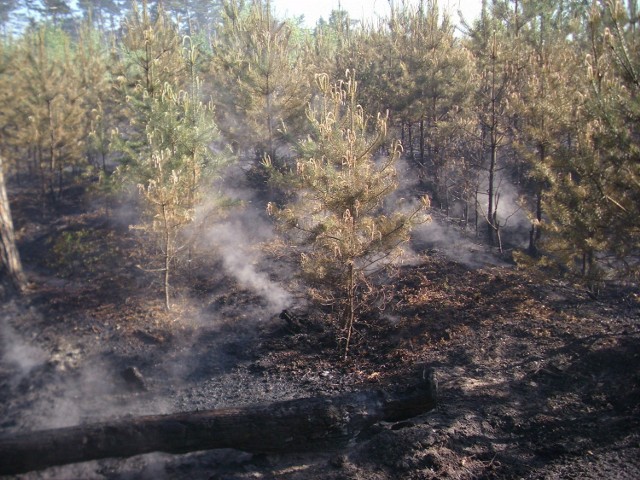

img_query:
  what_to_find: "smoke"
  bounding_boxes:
[413,217,511,269]
[1,318,47,380]
[205,213,292,314]
[383,155,499,269]
[0,303,172,435]
[200,162,293,314]
[476,173,531,237]
[392,155,530,266]
[30,362,157,430]
[5,354,172,432]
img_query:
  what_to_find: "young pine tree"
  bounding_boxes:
[386,1,475,213]
[467,2,523,247]
[114,3,225,309]
[539,0,640,284]
[509,3,581,258]
[210,0,309,165]
[75,22,113,175]
[130,80,222,310]
[268,71,429,359]
[10,26,86,204]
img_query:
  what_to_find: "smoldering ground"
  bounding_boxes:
[0,293,307,479]
[0,137,534,480]
[203,214,292,314]
[413,217,513,269]
[2,155,638,480]
[0,304,47,385]
[0,300,170,434]
[407,168,530,267]
[195,161,295,315]
[382,155,514,269]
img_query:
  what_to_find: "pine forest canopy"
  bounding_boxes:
[1,0,639,308]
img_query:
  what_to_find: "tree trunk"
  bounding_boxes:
[529,186,542,257]
[161,202,171,311]
[487,141,497,246]
[0,374,438,476]
[47,98,58,202]
[0,156,26,296]
[419,117,425,166]
[407,123,414,161]
[487,32,499,247]
[343,261,356,360]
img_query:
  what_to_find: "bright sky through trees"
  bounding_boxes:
[270,0,482,27]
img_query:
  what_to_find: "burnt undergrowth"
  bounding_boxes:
[1,182,639,479]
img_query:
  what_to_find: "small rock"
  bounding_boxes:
[133,329,166,345]
[329,454,348,468]
[121,366,147,391]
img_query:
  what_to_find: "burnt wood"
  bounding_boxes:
[0,156,26,296]
[0,372,436,475]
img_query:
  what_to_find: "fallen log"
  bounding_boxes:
[0,371,437,475]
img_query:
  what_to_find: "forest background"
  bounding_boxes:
[0,0,639,312]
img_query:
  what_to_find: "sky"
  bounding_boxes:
[270,0,482,27]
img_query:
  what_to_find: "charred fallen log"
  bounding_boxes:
[279,309,324,333]
[0,372,436,475]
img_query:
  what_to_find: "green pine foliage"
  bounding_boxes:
[210,0,310,164]
[0,0,639,309]
[537,0,640,283]
[111,0,186,158]
[509,1,583,257]
[75,22,113,175]
[387,2,475,211]
[113,2,227,309]
[268,71,430,358]
[8,25,86,202]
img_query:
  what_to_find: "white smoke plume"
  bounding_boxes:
[414,217,511,269]
[202,162,292,314]
[0,305,47,381]
[476,173,531,237]
[206,213,292,314]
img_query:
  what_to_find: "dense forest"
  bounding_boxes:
[0,2,639,478]
[0,0,639,314]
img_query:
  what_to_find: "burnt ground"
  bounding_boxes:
[1,184,639,479]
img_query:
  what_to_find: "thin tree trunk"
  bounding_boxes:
[265,71,275,162]
[487,33,499,246]
[343,261,356,361]
[0,156,26,295]
[187,155,198,282]
[419,117,425,166]
[37,144,47,216]
[408,124,414,161]
[162,202,171,311]
[164,247,170,310]
[529,184,543,257]
[487,141,497,245]
[47,98,57,202]
[475,186,479,237]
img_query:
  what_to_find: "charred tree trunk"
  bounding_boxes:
[419,117,425,166]
[0,156,26,296]
[486,31,500,247]
[343,260,356,361]
[0,374,437,476]
[407,123,414,161]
